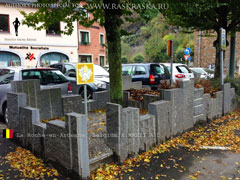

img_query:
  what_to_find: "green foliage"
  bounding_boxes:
[154,0,240,78]
[121,42,131,57]
[133,54,144,63]
[121,56,128,64]
[175,47,185,63]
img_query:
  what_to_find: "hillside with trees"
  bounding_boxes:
[121,14,194,63]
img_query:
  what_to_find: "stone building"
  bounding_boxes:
[194,31,240,74]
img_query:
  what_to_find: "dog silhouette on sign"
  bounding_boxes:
[13,18,20,36]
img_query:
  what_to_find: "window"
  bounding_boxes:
[80,31,90,44]
[176,65,192,73]
[122,66,133,76]
[134,66,147,75]
[46,22,60,35]
[100,56,105,66]
[0,15,9,32]
[64,64,76,76]
[79,55,92,63]
[22,70,68,85]
[0,69,15,84]
[100,34,104,46]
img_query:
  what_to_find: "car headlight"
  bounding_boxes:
[94,81,107,89]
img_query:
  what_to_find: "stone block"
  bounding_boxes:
[216,91,223,118]
[203,93,211,122]
[194,88,204,99]
[163,88,184,136]
[193,98,203,106]
[132,81,142,89]
[194,104,204,116]
[193,114,205,124]
[231,88,238,111]
[123,91,130,108]
[143,94,161,110]
[128,100,143,109]
[180,80,194,131]
[139,114,156,151]
[122,76,132,90]
[148,100,170,143]
[7,92,27,131]
[123,107,140,157]
[93,90,110,109]
[62,95,83,114]
[106,103,122,154]
[222,83,231,115]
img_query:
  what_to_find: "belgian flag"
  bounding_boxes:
[2,129,13,139]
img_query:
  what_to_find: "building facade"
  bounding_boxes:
[0,0,107,68]
[194,31,240,74]
[78,16,106,66]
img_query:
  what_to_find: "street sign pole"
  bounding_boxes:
[76,63,94,122]
[220,28,226,88]
[168,40,174,86]
[84,84,88,119]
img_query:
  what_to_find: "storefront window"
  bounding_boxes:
[0,51,21,67]
[40,52,69,67]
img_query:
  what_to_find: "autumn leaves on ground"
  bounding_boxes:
[3,109,240,180]
[91,109,240,179]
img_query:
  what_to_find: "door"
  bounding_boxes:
[132,65,148,85]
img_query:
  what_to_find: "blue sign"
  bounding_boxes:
[184,48,191,55]
[188,56,191,61]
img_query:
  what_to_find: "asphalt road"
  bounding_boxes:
[118,147,240,180]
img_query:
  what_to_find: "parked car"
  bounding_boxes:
[0,67,71,123]
[190,67,214,79]
[49,63,109,99]
[122,63,170,89]
[160,63,194,82]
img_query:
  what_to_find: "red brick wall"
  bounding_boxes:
[78,21,106,65]
[194,31,240,74]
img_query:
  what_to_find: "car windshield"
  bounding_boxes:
[22,69,68,85]
[0,69,15,84]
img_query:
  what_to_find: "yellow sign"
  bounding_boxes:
[76,63,94,84]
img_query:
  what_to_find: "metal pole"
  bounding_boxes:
[84,84,88,118]
[198,30,202,67]
[220,50,224,87]
[170,41,174,86]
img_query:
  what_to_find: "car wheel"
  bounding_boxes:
[79,88,93,100]
[3,103,8,124]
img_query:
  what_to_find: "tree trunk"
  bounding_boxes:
[104,0,123,104]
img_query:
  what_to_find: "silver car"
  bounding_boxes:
[0,67,71,123]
